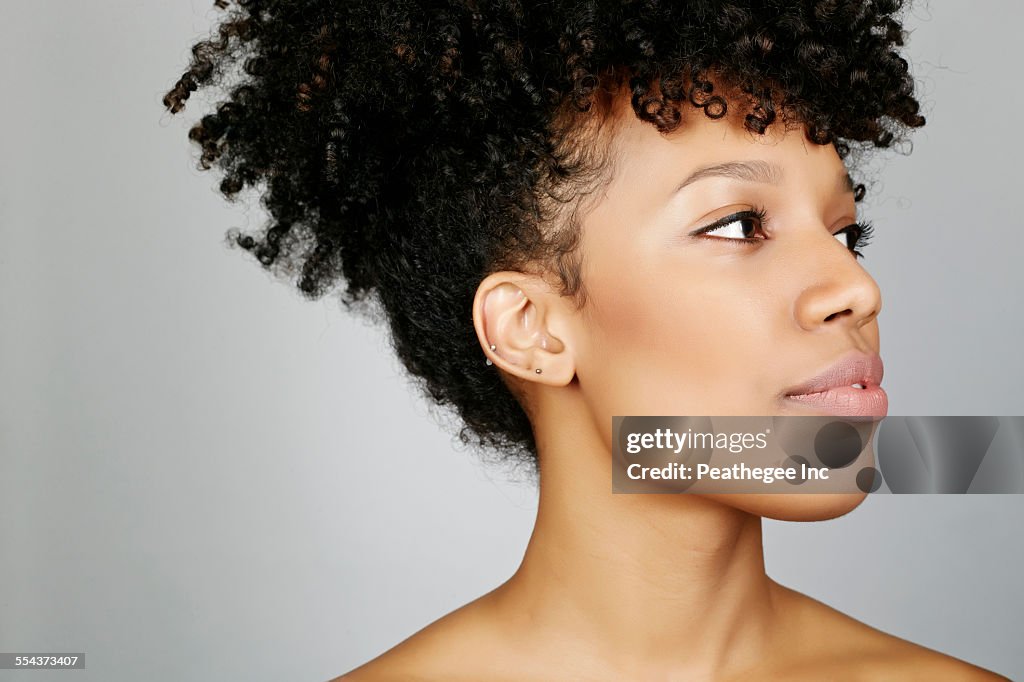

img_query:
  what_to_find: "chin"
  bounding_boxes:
[707,491,870,522]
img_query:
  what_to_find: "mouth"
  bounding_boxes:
[780,352,888,418]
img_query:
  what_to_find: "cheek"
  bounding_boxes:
[578,251,783,416]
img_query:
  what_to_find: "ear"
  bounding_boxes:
[472,271,576,386]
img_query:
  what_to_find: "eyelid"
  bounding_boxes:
[687,209,763,237]
[831,218,859,234]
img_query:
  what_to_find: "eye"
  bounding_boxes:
[832,221,876,259]
[688,206,876,259]
[689,206,769,242]
[705,216,764,240]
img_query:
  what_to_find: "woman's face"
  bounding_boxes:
[563,94,885,517]
[573,96,884,426]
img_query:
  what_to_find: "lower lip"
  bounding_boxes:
[782,385,889,417]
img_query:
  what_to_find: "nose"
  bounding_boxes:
[792,234,882,332]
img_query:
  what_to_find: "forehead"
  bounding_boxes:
[599,89,850,197]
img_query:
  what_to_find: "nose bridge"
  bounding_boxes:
[791,229,882,332]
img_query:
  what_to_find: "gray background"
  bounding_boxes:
[1,2,1021,681]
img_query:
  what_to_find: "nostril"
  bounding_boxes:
[824,309,853,322]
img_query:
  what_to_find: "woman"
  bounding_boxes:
[164,0,1007,678]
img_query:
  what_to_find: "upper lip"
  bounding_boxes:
[782,351,884,396]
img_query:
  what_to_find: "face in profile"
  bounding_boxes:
[573,93,882,413]
[505,90,887,520]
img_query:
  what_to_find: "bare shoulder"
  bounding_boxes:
[844,638,1010,681]
[773,582,1009,681]
[881,648,1012,681]
[325,591,505,682]
[329,581,1010,681]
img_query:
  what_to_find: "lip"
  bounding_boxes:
[780,351,888,417]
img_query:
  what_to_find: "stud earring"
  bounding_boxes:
[535,368,543,374]
[484,343,496,366]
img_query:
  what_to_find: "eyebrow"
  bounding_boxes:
[673,159,855,195]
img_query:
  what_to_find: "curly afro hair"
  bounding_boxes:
[163,0,926,469]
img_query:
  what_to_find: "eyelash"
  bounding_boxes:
[691,204,876,259]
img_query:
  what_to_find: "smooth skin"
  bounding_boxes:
[335,89,1008,681]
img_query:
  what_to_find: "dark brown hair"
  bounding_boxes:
[164,0,925,468]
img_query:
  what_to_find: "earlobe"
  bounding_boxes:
[472,272,576,386]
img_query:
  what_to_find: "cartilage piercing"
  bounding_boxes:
[484,343,541,374]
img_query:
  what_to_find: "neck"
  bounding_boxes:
[493,404,783,678]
